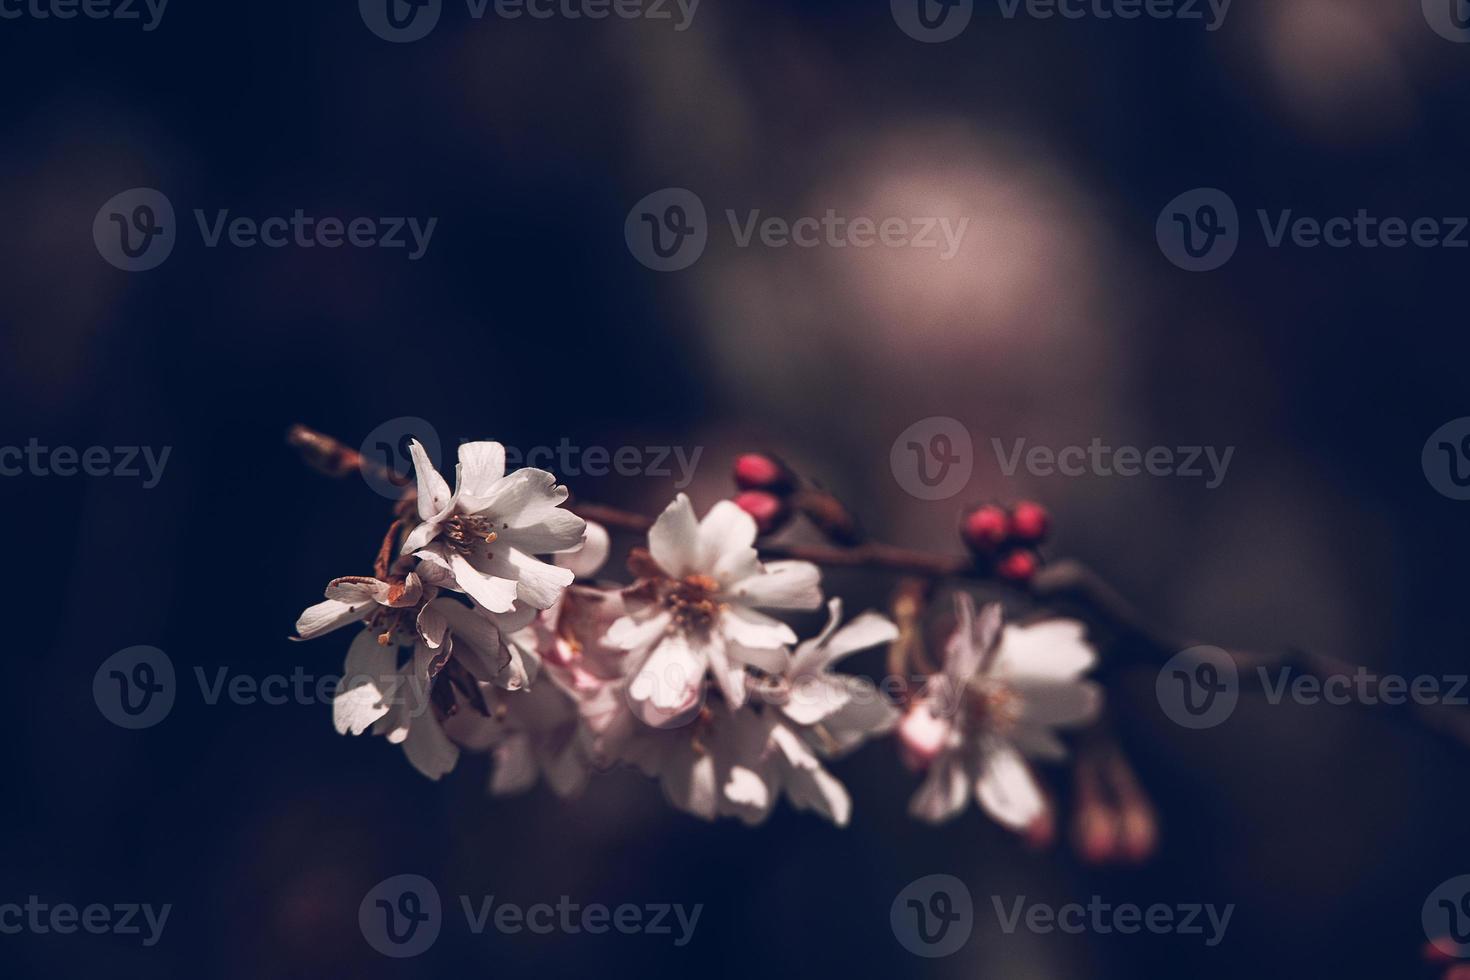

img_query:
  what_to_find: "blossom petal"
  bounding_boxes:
[480,549,575,611]
[697,500,759,582]
[719,605,797,650]
[975,743,1046,830]
[453,441,507,505]
[630,633,706,712]
[409,439,452,522]
[555,521,610,579]
[296,599,369,640]
[648,494,700,577]
[1012,677,1102,729]
[728,560,822,610]
[333,631,399,735]
[908,753,970,824]
[811,610,899,673]
[664,748,718,820]
[432,549,518,614]
[996,620,1096,682]
[703,632,747,709]
[498,509,588,556]
[781,675,850,726]
[489,735,538,796]
[402,709,460,780]
[605,610,672,651]
[470,467,570,522]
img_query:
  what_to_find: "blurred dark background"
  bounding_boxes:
[5,1,1470,977]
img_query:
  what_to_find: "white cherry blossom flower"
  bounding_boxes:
[608,494,822,723]
[901,593,1101,829]
[332,630,459,780]
[402,439,585,617]
[596,599,898,826]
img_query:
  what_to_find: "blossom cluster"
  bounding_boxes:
[295,441,1102,828]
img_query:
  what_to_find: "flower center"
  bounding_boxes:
[965,680,1023,735]
[443,515,499,556]
[663,574,722,633]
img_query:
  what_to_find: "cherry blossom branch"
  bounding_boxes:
[287,423,1470,753]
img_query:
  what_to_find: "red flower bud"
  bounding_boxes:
[733,453,794,493]
[996,549,1039,585]
[734,490,789,535]
[961,504,1010,554]
[1009,500,1051,543]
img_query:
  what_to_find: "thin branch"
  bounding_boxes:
[288,423,1470,753]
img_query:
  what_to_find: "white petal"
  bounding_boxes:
[719,605,797,650]
[703,633,747,709]
[498,509,588,555]
[1009,724,1068,761]
[995,620,1096,682]
[402,709,460,780]
[483,549,575,611]
[817,676,900,754]
[440,550,518,614]
[1012,678,1102,730]
[822,611,899,663]
[416,600,449,649]
[728,560,822,611]
[664,749,718,820]
[400,520,440,555]
[409,439,452,522]
[629,634,706,712]
[605,610,672,651]
[469,467,570,522]
[648,494,700,577]
[333,631,399,735]
[784,762,851,827]
[453,441,507,505]
[296,599,369,640]
[975,743,1046,830]
[908,753,970,824]
[781,675,850,726]
[555,521,610,579]
[697,500,759,580]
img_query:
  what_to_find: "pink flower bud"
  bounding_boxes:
[734,490,790,535]
[1009,500,1051,543]
[733,453,794,492]
[960,504,1010,554]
